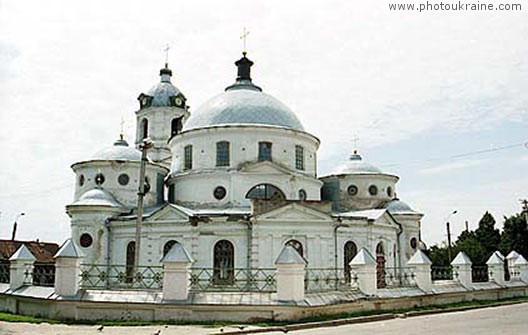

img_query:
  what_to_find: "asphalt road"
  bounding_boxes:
[1,302,527,335]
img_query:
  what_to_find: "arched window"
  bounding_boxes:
[344,241,358,282]
[216,141,230,167]
[125,241,135,283]
[171,117,182,137]
[285,239,304,257]
[213,240,234,285]
[295,145,304,170]
[163,240,180,257]
[376,242,386,288]
[183,145,193,170]
[245,184,285,200]
[141,118,148,139]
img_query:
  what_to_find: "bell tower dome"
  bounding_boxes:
[135,63,190,167]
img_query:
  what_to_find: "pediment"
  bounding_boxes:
[239,161,292,175]
[257,203,332,221]
[145,204,191,222]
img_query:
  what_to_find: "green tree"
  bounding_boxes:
[453,230,486,265]
[474,211,501,263]
[500,212,528,258]
[427,244,450,266]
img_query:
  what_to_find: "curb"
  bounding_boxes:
[209,300,528,335]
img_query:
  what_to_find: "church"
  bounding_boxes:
[65,51,423,286]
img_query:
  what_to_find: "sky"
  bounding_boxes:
[0,0,527,246]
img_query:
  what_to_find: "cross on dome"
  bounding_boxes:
[240,27,250,55]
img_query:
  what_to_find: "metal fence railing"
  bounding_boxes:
[382,267,416,288]
[189,268,276,292]
[431,266,454,281]
[80,264,163,290]
[0,263,9,284]
[472,265,489,283]
[304,268,352,292]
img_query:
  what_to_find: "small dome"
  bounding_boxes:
[385,199,415,213]
[72,188,122,207]
[144,65,182,107]
[329,152,382,175]
[91,138,142,161]
[183,53,304,132]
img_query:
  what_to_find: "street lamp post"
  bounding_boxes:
[11,212,25,241]
[445,210,458,263]
[134,138,153,272]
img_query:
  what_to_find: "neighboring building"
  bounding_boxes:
[66,53,423,285]
[0,240,59,285]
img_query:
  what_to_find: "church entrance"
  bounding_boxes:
[376,242,386,288]
[213,240,234,285]
[344,241,358,283]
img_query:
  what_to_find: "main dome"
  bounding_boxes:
[183,53,304,132]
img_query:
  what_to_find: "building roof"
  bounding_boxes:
[384,199,417,214]
[0,240,59,263]
[71,188,123,207]
[183,54,304,132]
[90,137,142,161]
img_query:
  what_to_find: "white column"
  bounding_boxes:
[407,250,432,293]
[349,248,377,296]
[451,251,472,288]
[161,243,193,301]
[9,245,36,291]
[275,245,306,302]
[54,239,82,296]
[486,251,505,285]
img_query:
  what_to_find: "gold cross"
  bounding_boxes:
[163,44,171,65]
[240,27,250,54]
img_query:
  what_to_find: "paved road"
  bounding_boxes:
[1,303,527,335]
[267,303,528,335]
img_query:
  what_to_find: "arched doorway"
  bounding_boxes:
[285,239,304,258]
[344,241,358,283]
[213,240,234,285]
[376,242,386,288]
[125,241,135,283]
[163,240,180,257]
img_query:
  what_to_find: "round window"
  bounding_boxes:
[214,186,227,200]
[118,173,130,186]
[387,186,393,197]
[368,185,378,196]
[80,233,93,248]
[95,173,105,185]
[410,237,418,249]
[347,185,358,196]
[298,189,307,201]
[79,174,85,186]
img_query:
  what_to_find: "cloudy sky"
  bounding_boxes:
[0,0,527,246]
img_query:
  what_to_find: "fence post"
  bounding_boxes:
[407,250,432,293]
[349,248,377,295]
[161,243,193,301]
[9,245,35,290]
[514,255,528,282]
[486,251,505,285]
[451,251,472,288]
[54,239,81,296]
[275,245,306,302]
[506,251,520,279]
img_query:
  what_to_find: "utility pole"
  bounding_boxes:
[134,138,153,273]
[444,210,457,263]
[11,212,25,241]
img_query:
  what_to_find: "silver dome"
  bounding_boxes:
[183,85,304,131]
[72,188,122,207]
[91,138,142,161]
[330,152,383,175]
[147,80,181,107]
[385,199,415,213]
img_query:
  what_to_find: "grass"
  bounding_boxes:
[1,295,528,327]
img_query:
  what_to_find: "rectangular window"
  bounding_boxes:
[184,145,193,170]
[216,141,230,167]
[258,142,272,162]
[295,145,304,170]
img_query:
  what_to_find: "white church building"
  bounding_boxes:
[65,52,423,288]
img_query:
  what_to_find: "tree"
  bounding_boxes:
[453,230,486,265]
[500,212,528,258]
[474,211,501,263]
